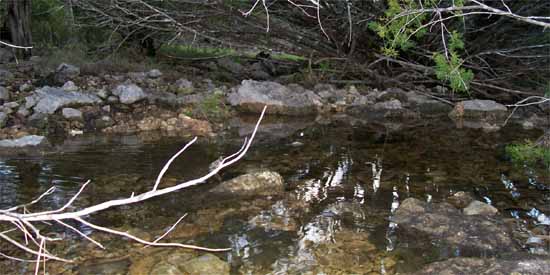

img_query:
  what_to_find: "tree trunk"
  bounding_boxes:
[6,0,32,59]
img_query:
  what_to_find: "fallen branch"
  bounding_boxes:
[0,106,268,271]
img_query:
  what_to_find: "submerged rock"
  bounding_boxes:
[463,200,498,216]
[0,135,47,147]
[28,86,102,114]
[392,198,517,255]
[447,191,475,209]
[181,253,230,275]
[411,256,550,275]
[210,170,284,196]
[112,83,147,104]
[227,80,322,115]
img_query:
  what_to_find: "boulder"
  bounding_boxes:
[228,80,322,115]
[392,198,517,255]
[54,63,80,83]
[210,170,284,196]
[112,83,146,104]
[450,100,507,119]
[62,108,83,120]
[29,86,102,114]
[412,256,550,275]
[463,200,499,216]
[0,135,47,147]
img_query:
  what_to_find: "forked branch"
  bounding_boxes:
[0,106,267,272]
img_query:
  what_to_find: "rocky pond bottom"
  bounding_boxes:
[0,116,548,274]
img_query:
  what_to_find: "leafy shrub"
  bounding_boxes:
[506,141,550,167]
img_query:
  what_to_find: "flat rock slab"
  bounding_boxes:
[392,198,517,255]
[28,86,101,114]
[228,80,322,115]
[411,256,550,275]
[450,99,508,119]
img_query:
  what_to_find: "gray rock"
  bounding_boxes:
[27,113,48,129]
[228,80,323,115]
[392,198,517,255]
[412,256,550,275]
[127,72,146,82]
[94,115,114,129]
[0,135,47,147]
[0,112,7,128]
[32,86,102,114]
[107,96,119,104]
[180,254,230,275]
[16,107,30,117]
[3,102,18,109]
[62,108,83,120]
[249,62,271,80]
[54,63,80,83]
[0,86,9,101]
[176,78,193,89]
[450,99,508,119]
[112,83,146,104]
[463,200,498,216]
[373,99,403,111]
[0,69,14,85]
[61,81,78,92]
[147,69,162,78]
[102,105,111,113]
[0,47,13,63]
[19,83,32,92]
[96,88,109,99]
[210,170,284,196]
[217,58,244,74]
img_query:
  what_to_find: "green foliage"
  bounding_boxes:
[433,32,474,93]
[32,0,73,47]
[371,1,475,93]
[506,141,550,167]
[368,0,434,56]
[158,45,236,59]
[198,91,229,120]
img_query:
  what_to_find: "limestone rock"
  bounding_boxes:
[31,86,101,114]
[228,80,322,115]
[112,83,146,104]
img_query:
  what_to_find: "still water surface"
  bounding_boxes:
[0,116,547,274]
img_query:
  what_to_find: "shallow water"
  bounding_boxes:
[0,116,548,274]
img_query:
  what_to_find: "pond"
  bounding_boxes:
[0,115,548,274]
